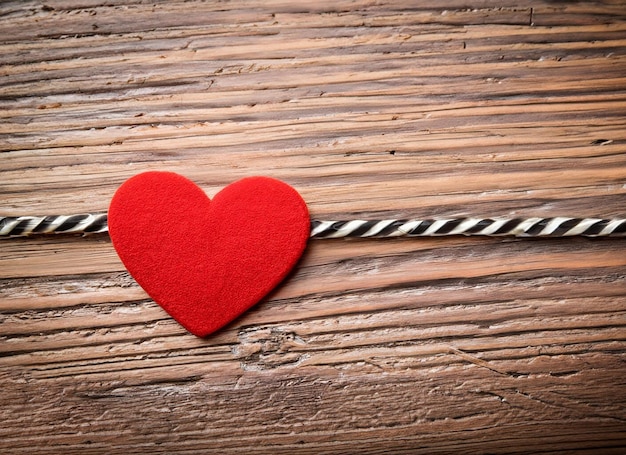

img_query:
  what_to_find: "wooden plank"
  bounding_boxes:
[1,1,625,453]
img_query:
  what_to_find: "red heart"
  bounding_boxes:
[108,171,310,337]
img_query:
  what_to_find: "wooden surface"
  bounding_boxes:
[1,1,626,453]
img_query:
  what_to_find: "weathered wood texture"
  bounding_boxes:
[1,1,626,453]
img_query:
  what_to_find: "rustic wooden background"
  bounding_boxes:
[1,1,625,453]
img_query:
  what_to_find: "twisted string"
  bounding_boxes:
[0,214,108,237]
[310,218,626,238]
[1,214,625,238]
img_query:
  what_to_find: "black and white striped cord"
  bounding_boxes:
[1,214,625,238]
[311,217,626,238]
[0,214,108,237]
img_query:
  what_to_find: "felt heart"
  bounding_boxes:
[108,171,310,337]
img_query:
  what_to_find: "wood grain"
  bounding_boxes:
[1,1,625,453]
